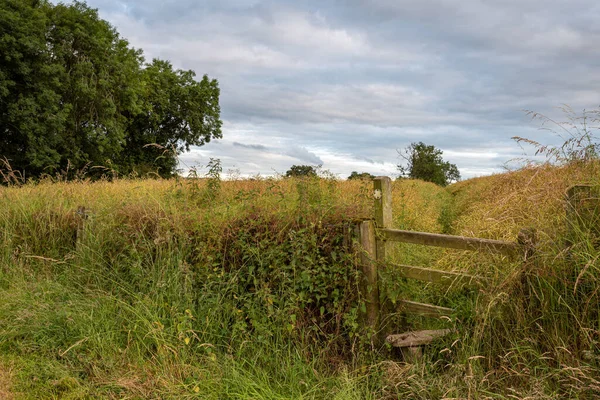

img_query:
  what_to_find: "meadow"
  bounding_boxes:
[0,162,599,399]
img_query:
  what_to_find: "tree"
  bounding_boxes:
[45,0,145,175]
[347,171,375,180]
[397,142,460,186]
[0,0,221,179]
[121,59,221,176]
[285,165,319,178]
[0,0,66,176]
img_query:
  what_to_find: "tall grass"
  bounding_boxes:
[0,175,384,398]
[1,163,599,398]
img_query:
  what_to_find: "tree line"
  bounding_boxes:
[0,0,222,178]
[287,142,461,186]
[1,1,459,185]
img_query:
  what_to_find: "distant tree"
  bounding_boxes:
[347,171,375,180]
[397,142,460,186]
[285,165,319,178]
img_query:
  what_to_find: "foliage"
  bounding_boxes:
[397,142,460,186]
[347,171,375,180]
[285,164,320,178]
[2,162,600,398]
[0,0,221,179]
[202,158,222,201]
[0,176,375,398]
[121,59,222,176]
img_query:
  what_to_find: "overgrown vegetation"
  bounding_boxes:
[0,174,377,398]
[2,157,600,398]
[0,0,221,178]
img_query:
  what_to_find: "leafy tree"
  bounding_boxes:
[347,171,375,180]
[0,0,65,176]
[285,165,319,178]
[121,59,222,176]
[45,1,145,174]
[0,0,221,179]
[397,142,460,186]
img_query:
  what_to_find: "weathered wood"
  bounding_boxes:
[381,228,519,255]
[357,220,380,339]
[400,346,422,362]
[397,300,454,317]
[373,177,393,229]
[373,177,393,263]
[517,227,537,261]
[386,329,451,348]
[388,262,483,286]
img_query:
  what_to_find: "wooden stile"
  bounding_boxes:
[397,300,454,317]
[386,329,451,348]
[355,176,536,354]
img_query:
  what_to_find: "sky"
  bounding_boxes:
[74,0,600,179]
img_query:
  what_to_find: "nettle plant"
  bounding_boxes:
[513,106,600,164]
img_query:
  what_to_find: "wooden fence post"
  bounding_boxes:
[373,176,392,262]
[518,227,537,262]
[356,220,380,345]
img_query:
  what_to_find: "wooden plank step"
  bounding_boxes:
[388,262,483,286]
[380,228,519,256]
[397,300,454,317]
[386,329,451,348]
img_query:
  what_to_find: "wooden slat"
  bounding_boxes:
[381,228,519,255]
[373,177,392,262]
[386,329,451,348]
[389,262,483,285]
[397,300,454,317]
[357,220,380,335]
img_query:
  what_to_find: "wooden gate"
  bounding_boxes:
[356,177,535,356]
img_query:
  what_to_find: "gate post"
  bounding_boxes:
[356,220,380,346]
[373,176,392,262]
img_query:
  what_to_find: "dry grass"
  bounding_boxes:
[450,162,600,239]
[1,165,599,398]
[0,361,15,400]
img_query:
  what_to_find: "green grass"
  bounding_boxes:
[1,167,599,398]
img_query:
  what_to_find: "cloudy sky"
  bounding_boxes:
[79,0,600,178]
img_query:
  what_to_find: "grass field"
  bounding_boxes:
[1,164,599,399]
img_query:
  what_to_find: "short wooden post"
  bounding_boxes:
[357,220,380,344]
[518,227,537,263]
[373,176,393,262]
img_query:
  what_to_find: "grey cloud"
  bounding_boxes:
[232,142,269,151]
[60,0,600,179]
[283,146,323,165]
[230,138,323,165]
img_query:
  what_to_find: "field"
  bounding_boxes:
[1,163,599,399]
